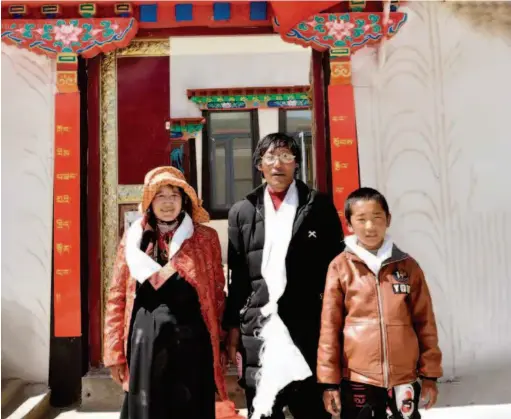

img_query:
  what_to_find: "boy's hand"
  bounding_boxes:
[421,379,438,409]
[323,389,341,416]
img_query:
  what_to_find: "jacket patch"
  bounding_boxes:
[392,269,409,282]
[393,283,411,294]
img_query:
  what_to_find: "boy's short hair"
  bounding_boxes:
[253,132,302,168]
[345,187,390,224]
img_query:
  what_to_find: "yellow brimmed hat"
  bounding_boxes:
[140,166,210,223]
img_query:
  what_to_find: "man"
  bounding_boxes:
[223,133,344,419]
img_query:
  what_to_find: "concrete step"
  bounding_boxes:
[1,381,50,419]
[81,367,246,412]
[81,370,123,412]
[2,379,25,411]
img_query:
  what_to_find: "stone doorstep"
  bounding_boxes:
[81,368,247,412]
[2,379,25,411]
[1,381,51,419]
[81,370,124,412]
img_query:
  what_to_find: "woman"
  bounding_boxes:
[104,166,241,419]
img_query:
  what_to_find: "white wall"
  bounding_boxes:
[353,1,511,385]
[170,35,311,118]
[1,45,55,383]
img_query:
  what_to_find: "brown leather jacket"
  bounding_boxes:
[317,245,442,388]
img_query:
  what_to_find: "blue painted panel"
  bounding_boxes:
[140,4,158,23]
[175,4,193,22]
[213,3,231,21]
[250,2,267,21]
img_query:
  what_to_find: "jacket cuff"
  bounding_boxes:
[420,376,438,382]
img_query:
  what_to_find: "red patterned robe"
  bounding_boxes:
[104,220,240,418]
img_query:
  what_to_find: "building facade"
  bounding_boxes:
[2,0,511,410]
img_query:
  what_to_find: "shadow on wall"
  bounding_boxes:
[435,367,511,408]
[1,298,49,383]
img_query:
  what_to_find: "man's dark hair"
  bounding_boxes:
[252,132,302,168]
[344,187,390,224]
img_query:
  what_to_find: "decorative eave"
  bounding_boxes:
[187,85,311,110]
[273,12,407,53]
[1,17,138,58]
[165,117,205,141]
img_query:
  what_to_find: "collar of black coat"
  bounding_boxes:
[246,179,315,238]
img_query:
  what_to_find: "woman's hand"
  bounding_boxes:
[226,328,240,365]
[323,389,341,416]
[110,363,126,386]
[421,379,439,409]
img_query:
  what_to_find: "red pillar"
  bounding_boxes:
[326,48,361,234]
[50,52,82,406]
[53,53,82,338]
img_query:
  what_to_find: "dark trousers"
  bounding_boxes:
[245,377,330,419]
[340,380,422,419]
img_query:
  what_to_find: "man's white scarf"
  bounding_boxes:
[344,234,394,276]
[124,213,194,285]
[251,182,312,419]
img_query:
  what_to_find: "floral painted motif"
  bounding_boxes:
[274,12,408,53]
[191,93,310,110]
[54,24,83,47]
[167,118,205,142]
[1,18,138,58]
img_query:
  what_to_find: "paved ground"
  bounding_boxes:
[44,404,511,419]
[44,407,250,419]
[42,369,511,419]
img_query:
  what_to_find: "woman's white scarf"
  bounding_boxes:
[124,213,194,288]
[251,182,312,419]
[344,234,394,276]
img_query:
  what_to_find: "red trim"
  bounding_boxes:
[311,50,328,194]
[137,25,275,38]
[2,1,274,30]
[87,56,102,367]
[187,85,309,99]
[169,117,205,125]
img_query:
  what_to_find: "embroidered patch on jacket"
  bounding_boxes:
[392,269,409,282]
[392,283,411,294]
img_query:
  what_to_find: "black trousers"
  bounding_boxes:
[245,377,331,419]
[340,380,422,419]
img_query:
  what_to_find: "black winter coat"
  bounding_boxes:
[223,180,344,389]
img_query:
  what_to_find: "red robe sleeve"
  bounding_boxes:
[211,230,226,340]
[103,234,129,367]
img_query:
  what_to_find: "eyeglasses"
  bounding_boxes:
[261,152,296,166]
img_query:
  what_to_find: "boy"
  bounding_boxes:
[317,187,442,419]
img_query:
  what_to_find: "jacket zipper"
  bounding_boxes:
[375,276,389,388]
[377,256,409,389]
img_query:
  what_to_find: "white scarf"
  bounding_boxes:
[125,213,194,284]
[251,182,313,419]
[344,234,394,276]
